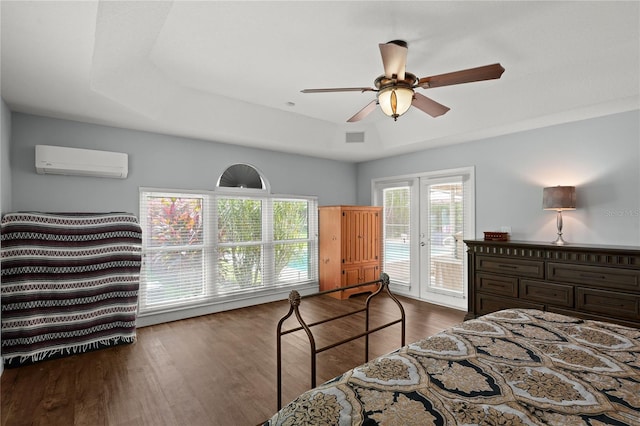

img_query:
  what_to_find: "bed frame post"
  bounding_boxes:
[276,290,316,410]
[275,273,405,412]
[381,272,405,348]
[276,292,295,411]
[364,272,405,361]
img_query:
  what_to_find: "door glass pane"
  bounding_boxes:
[382,186,411,283]
[429,181,464,293]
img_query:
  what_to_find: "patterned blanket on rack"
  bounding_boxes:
[267,309,640,425]
[1,212,142,366]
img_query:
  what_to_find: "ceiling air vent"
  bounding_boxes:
[345,131,365,143]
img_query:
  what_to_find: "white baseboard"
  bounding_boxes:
[136,283,319,327]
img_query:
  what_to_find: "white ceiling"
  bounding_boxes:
[1,1,639,162]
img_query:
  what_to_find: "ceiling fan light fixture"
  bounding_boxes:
[301,41,504,123]
[378,86,414,121]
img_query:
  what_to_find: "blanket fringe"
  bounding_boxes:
[5,334,137,366]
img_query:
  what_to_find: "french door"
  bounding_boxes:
[419,176,467,309]
[375,167,473,310]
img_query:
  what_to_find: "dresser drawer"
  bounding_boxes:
[475,292,544,316]
[476,256,544,278]
[547,263,640,292]
[520,279,574,308]
[576,288,640,321]
[476,273,518,297]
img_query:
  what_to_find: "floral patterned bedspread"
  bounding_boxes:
[265,309,640,425]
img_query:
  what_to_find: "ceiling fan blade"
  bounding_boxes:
[412,93,450,118]
[417,63,505,89]
[379,40,407,80]
[347,100,378,122]
[301,87,374,93]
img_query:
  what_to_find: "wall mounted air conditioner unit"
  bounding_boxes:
[35,145,128,179]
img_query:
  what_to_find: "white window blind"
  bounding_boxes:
[427,178,464,294]
[139,192,208,312]
[272,199,315,284]
[139,189,317,315]
[382,185,412,284]
[216,197,264,291]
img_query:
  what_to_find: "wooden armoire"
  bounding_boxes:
[319,205,382,299]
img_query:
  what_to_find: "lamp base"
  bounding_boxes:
[552,233,567,245]
[551,210,567,245]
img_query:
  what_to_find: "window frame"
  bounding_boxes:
[138,187,318,320]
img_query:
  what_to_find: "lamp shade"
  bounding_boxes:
[543,186,576,210]
[377,87,413,119]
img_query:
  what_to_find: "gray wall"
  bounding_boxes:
[1,98,11,376]
[7,110,640,246]
[10,113,357,213]
[357,110,640,246]
[1,99,11,213]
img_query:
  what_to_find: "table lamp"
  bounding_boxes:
[543,186,576,245]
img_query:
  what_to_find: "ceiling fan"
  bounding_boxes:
[301,40,505,122]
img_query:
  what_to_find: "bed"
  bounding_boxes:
[1,212,142,367]
[266,308,640,425]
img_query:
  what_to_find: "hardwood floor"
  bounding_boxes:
[1,293,465,426]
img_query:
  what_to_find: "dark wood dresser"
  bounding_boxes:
[464,239,640,328]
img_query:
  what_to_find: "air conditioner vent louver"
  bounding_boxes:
[35,145,128,179]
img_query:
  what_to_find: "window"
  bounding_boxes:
[141,192,206,309]
[272,199,313,284]
[139,189,317,315]
[216,197,264,289]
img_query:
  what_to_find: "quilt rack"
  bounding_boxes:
[1,212,142,367]
[276,273,405,410]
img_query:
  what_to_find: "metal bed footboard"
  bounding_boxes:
[276,272,406,410]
